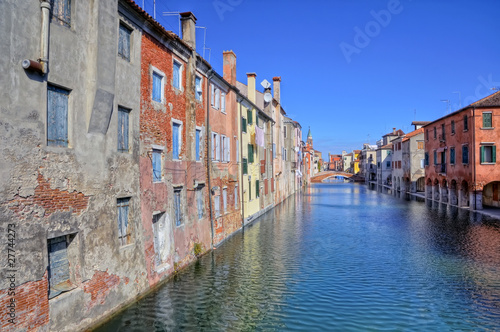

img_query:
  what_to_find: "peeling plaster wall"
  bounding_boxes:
[0,1,148,331]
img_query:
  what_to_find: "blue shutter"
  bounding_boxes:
[152,150,161,182]
[152,72,162,102]
[118,107,129,152]
[118,24,131,61]
[173,62,180,89]
[47,236,70,298]
[47,85,69,147]
[196,130,200,161]
[173,123,180,159]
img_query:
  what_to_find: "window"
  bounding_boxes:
[51,0,71,27]
[273,143,276,159]
[256,180,260,198]
[480,145,496,163]
[433,127,437,139]
[214,195,220,217]
[424,152,429,166]
[172,122,181,160]
[210,84,215,107]
[221,136,229,162]
[221,92,226,113]
[195,76,202,101]
[451,120,455,134]
[483,112,492,128]
[247,109,253,125]
[223,188,227,213]
[118,24,131,61]
[152,149,162,182]
[47,85,69,147]
[212,132,220,161]
[433,150,437,165]
[242,158,248,174]
[235,185,238,209]
[377,161,381,168]
[117,198,132,246]
[417,141,424,150]
[196,188,204,219]
[195,129,201,161]
[242,117,247,133]
[215,87,220,109]
[441,124,445,140]
[386,161,390,168]
[118,107,130,153]
[248,144,254,163]
[248,179,252,200]
[47,235,75,299]
[462,145,469,164]
[174,188,182,226]
[464,115,468,131]
[173,61,182,90]
[152,70,164,103]
[284,126,287,138]
[426,129,429,141]
[284,148,287,161]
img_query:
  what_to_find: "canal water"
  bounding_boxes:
[95,182,500,331]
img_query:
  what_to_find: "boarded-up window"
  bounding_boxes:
[196,188,204,219]
[152,149,162,182]
[51,0,71,27]
[118,107,130,152]
[173,122,181,160]
[47,85,69,147]
[214,195,220,217]
[174,189,182,226]
[117,198,132,246]
[173,61,181,89]
[152,72,163,102]
[118,24,131,61]
[223,188,227,213]
[152,213,165,267]
[47,235,70,299]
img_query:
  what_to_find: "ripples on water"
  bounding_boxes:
[95,183,500,331]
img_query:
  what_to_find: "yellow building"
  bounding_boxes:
[353,150,361,174]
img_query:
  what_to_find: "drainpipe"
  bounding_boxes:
[23,1,50,75]
[473,107,477,210]
[239,100,245,228]
[206,70,214,248]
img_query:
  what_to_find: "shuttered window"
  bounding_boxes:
[172,122,181,160]
[152,149,162,182]
[480,145,496,163]
[221,92,226,112]
[248,144,254,163]
[173,61,181,89]
[248,180,252,200]
[483,113,492,128]
[118,107,130,152]
[174,189,182,226]
[242,117,247,133]
[152,72,162,102]
[450,148,455,164]
[462,146,469,164]
[195,129,201,161]
[242,158,248,174]
[47,85,69,147]
[118,24,131,61]
[51,0,71,27]
[117,198,132,246]
[247,110,252,124]
[256,180,260,198]
[47,236,70,299]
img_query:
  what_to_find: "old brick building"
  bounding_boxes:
[424,91,500,210]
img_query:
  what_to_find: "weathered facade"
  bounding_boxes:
[423,91,500,210]
[401,128,425,193]
[0,1,149,330]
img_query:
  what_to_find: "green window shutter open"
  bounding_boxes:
[247,110,252,124]
[248,144,254,163]
[242,117,247,132]
[480,146,485,163]
[256,180,259,198]
[493,146,497,163]
[243,158,248,174]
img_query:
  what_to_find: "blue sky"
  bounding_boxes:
[139,0,500,155]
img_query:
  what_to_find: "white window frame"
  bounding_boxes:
[195,75,203,102]
[152,66,165,104]
[172,119,183,161]
[195,126,202,162]
[210,83,215,107]
[215,87,220,110]
[221,91,226,113]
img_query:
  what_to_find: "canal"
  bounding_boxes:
[95,182,500,331]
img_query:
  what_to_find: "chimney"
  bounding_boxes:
[273,76,281,104]
[180,12,196,49]
[393,127,396,135]
[223,50,236,85]
[247,72,256,103]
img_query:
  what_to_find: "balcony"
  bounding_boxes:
[435,163,446,174]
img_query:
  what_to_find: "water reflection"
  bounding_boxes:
[95,183,500,331]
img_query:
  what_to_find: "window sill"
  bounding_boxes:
[481,127,494,130]
[463,129,468,132]
[153,180,164,184]
[119,243,135,250]
[481,162,496,165]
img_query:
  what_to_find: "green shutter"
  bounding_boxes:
[247,110,252,124]
[243,158,248,174]
[480,146,484,163]
[242,117,247,132]
[248,144,254,163]
[493,146,497,163]
[256,180,259,197]
[248,180,251,200]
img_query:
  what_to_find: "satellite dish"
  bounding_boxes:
[261,79,271,89]
[264,92,272,103]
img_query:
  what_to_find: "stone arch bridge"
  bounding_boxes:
[311,171,354,183]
